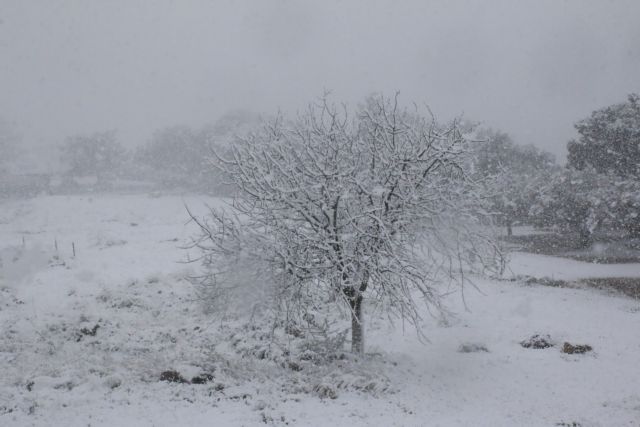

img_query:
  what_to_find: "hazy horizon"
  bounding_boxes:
[2,0,639,162]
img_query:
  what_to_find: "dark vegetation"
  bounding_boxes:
[520,275,640,299]
[580,277,640,299]
[159,370,214,385]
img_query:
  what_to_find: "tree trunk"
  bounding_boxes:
[506,221,513,237]
[350,295,364,354]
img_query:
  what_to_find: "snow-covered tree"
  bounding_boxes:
[136,125,213,189]
[568,93,640,178]
[61,130,126,186]
[612,178,640,237]
[532,94,640,242]
[530,168,626,244]
[136,112,261,194]
[472,129,557,235]
[189,95,503,354]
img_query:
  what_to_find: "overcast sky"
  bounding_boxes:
[1,0,639,160]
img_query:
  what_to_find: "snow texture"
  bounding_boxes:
[1,195,639,426]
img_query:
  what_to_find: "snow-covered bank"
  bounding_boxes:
[507,251,640,281]
[1,195,639,426]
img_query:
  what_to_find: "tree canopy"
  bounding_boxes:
[567,93,640,178]
[189,95,503,353]
[472,129,557,234]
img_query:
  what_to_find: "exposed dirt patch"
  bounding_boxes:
[518,275,640,300]
[521,276,569,288]
[579,277,640,299]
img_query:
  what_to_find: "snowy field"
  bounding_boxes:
[1,194,639,426]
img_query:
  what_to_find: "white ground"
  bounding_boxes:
[508,252,640,281]
[1,195,639,426]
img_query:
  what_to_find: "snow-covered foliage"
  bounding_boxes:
[529,95,640,242]
[189,94,504,354]
[471,129,558,235]
[568,93,640,178]
[531,168,640,242]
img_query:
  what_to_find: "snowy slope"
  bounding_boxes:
[1,195,639,426]
[508,252,640,281]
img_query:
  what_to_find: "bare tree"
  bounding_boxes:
[189,94,503,354]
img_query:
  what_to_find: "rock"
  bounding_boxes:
[562,342,592,354]
[458,343,489,353]
[520,334,554,349]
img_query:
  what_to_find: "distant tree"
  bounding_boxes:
[473,129,557,235]
[612,178,640,237]
[136,112,262,194]
[136,125,214,189]
[552,94,640,239]
[531,169,589,241]
[529,168,627,244]
[568,93,640,178]
[61,130,126,186]
[189,95,503,354]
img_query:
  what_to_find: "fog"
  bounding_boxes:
[3,2,640,424]
[1,0,639,161]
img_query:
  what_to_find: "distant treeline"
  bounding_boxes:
[2,95,639,244]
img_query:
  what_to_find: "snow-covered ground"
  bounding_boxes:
[1,195,639,426]
[508,252,640,281]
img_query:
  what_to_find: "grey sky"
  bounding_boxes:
[1,0,639,161]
